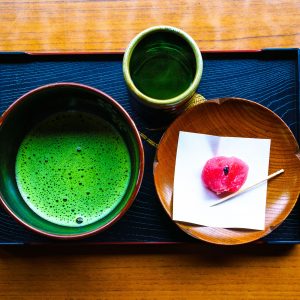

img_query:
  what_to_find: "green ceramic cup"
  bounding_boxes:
[123,25,203,125]
[0,83,144,239]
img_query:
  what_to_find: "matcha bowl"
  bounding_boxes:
[0,83,144,239]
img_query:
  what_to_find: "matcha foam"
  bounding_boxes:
[15,111,131,227]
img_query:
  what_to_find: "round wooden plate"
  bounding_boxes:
[153,98,300,245]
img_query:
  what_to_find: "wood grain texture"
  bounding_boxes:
[0,0,299,52]
[1,244,300,299]
[0,0,300,299]
[154,98,300,245]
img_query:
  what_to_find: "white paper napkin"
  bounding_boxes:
[172,132,271,230]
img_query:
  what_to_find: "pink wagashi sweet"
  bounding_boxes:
[201,156,249,195]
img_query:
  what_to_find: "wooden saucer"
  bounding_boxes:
[153,98,300,245]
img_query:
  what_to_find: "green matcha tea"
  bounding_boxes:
[15,111,131,227]
[131,47,194,99]
[129,31,196,100]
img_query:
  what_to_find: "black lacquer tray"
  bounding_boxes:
[0,49,299,244]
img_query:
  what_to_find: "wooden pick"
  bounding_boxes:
[209,169,285,207]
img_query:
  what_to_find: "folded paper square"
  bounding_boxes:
[172,132,271,230]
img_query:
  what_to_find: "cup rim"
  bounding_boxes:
[123,25,203,107]
[0,82,145,239]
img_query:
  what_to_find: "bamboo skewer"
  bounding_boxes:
[209,169,285,207]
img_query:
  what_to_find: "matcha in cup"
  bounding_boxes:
[15,111,132,228]
[123,25,204,126]
[0,83,144,239]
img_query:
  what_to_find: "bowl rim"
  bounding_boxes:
[0,82,145,239]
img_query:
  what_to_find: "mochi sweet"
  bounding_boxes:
[201,156,249,195]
